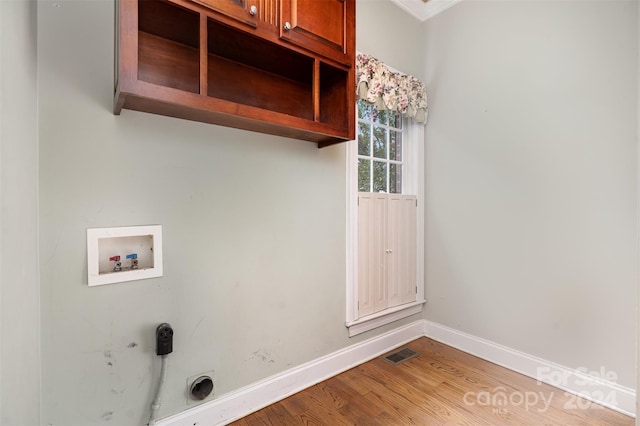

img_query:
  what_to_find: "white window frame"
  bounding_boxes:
[346,114,426,337]
[356,106,404,194]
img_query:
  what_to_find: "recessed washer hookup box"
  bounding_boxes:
[87,225,163,286]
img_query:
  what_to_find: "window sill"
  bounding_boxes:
[345,300,426,337]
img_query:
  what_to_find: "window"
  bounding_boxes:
[346,101,425,337]
[357,100,403,194]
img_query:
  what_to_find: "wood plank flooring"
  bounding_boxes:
[230,337,633,425]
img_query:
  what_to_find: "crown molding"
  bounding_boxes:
[389,0,463,21]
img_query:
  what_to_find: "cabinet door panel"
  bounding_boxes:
[281,0,353,64]
[192,0,278,29]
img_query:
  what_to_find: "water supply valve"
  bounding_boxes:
[109,255,122,272]
[126,253,139,269]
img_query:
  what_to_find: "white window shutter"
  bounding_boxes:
[387,195,417,307]
[358,193,416,317]
[357,193,388,316]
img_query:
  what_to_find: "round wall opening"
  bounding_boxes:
[189,375,214,401]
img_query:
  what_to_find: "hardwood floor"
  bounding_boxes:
[230,337,633,425]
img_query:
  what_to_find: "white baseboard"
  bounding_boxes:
[157,319,635,425]
[423,320,636,417]
[156,320,425,426]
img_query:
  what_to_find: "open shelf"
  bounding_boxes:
[138,1,200,93]
[207,19,314,120]
[320,63,349,129]
[138,32,200,94]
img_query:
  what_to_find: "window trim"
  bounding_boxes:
[346,116,426,337]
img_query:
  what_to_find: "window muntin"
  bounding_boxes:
[357,100,403,193]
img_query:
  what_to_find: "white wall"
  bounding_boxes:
[357,0,425,79]
[637,4,640,423]
[0,0,40,424]
[36,1,423,425]
[423,0,638,389]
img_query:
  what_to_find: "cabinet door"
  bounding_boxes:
[192,0,278,29]
[280,0,354,65]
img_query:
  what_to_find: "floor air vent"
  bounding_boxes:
[383,347,418,365]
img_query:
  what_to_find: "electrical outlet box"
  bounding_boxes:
[87,225,163,286]
[156,323,173,356]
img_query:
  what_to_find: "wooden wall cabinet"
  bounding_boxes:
[281,0,353,66]
[114,0,355,147]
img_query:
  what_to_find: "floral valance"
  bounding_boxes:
[356,53,428,124]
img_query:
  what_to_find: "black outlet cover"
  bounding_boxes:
[156,323,173,356]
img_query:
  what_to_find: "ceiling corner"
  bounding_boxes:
[388,0,463,22]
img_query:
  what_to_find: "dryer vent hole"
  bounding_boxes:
[190,376,213,400]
